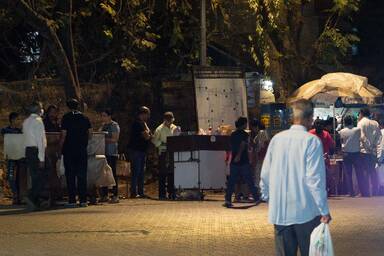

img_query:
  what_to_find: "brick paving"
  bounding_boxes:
[0,196,383,256]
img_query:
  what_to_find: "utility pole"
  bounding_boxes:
[200,0,207,66]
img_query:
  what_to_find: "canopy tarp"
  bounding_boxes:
[288,73,383,106]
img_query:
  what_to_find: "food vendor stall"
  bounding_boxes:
[167,67,248,196]
[288,72,383,195]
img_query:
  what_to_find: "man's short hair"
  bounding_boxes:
[66,98,80,110]
[235,117,248,128]
[46,105,58,114]
[360,108,370,118]
[163,112,174,121]
[29,101,42,114]
[9,112,19,122]
[344,116,353,126]
[250,118,265,130]
[102,108,113,116]
[138,106,150,115]
[290,100,314,120]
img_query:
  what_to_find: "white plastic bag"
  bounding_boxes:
[309,223,334,256]
[56,155,65,177]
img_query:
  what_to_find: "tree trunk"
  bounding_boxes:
[13,0,82,102]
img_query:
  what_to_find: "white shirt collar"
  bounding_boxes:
[290,125,307,132]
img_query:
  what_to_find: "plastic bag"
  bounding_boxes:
[309,223,334,256]
[56,155,65,177]
[116,154,131,177]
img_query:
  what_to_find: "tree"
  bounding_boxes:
[12,0,82,102]
[246,0,360,100]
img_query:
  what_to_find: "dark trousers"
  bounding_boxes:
[101,155,118,197]
[225,163,259,202]
[158,152,175,198]
[64,153,88,203]
[360,153,378,196]
[343,152,364,196]
[25,147,44,205]
[6,160,19,199]
[130,150,146,196]
[274,216,321,256]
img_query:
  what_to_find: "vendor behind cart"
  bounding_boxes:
[152,112,177,200]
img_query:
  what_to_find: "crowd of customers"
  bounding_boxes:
[1,101,182,209]
[1,99,383,213]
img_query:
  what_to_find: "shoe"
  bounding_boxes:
[168,194,176,200]
[79,202,88,207]
[233,197,241,203]
[65,203,77,208]
[223,201,233,208]
[110,196,119,204]
[99,196,109,203]
[159,196,167,201]
[39,200,51,210]
[89,196,98,205]
[136,194,148,199]
[12,197,20,205]
[24,197,38,211]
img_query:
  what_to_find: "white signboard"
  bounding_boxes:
[193,67,248,130]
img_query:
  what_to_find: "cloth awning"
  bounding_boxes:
[288,73,383,106]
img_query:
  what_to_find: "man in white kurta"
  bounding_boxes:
[260,99,331,256]
[23,102,47,210]
[357,108,381,196]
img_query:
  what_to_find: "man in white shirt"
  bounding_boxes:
[260,99,331,256]
[23,102,47,210]
[357,108,382,196]
[152,112,177,200]
[339,116,363,197]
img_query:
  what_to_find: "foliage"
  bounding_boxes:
[0,0,360,99]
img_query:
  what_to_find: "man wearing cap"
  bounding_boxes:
[152,112,177,200]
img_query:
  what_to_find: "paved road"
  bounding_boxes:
[0,196,383,256]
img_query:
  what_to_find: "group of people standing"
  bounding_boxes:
[309,108,383,197]
[340,108,383,197]
[127,106,178,200]
[21,99,93,210]
[2,101,181,208]
[224,103,383,256]
[2,99,121,210]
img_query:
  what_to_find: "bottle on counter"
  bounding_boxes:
[208,125,212,135]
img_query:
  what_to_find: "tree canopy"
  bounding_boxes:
[0,0,361,101]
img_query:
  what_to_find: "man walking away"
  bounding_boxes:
[2,112,22,204]
[224,117,260,208]
[339,116,363,197]
[60,99,92,207]
[128,106,151,198]
[23,102,47,211]
[357,108,382,196]
[152,112,177,200]
[260,100,331,256]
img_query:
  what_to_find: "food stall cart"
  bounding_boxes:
[168,135,231,195]
[165,67,248,197]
